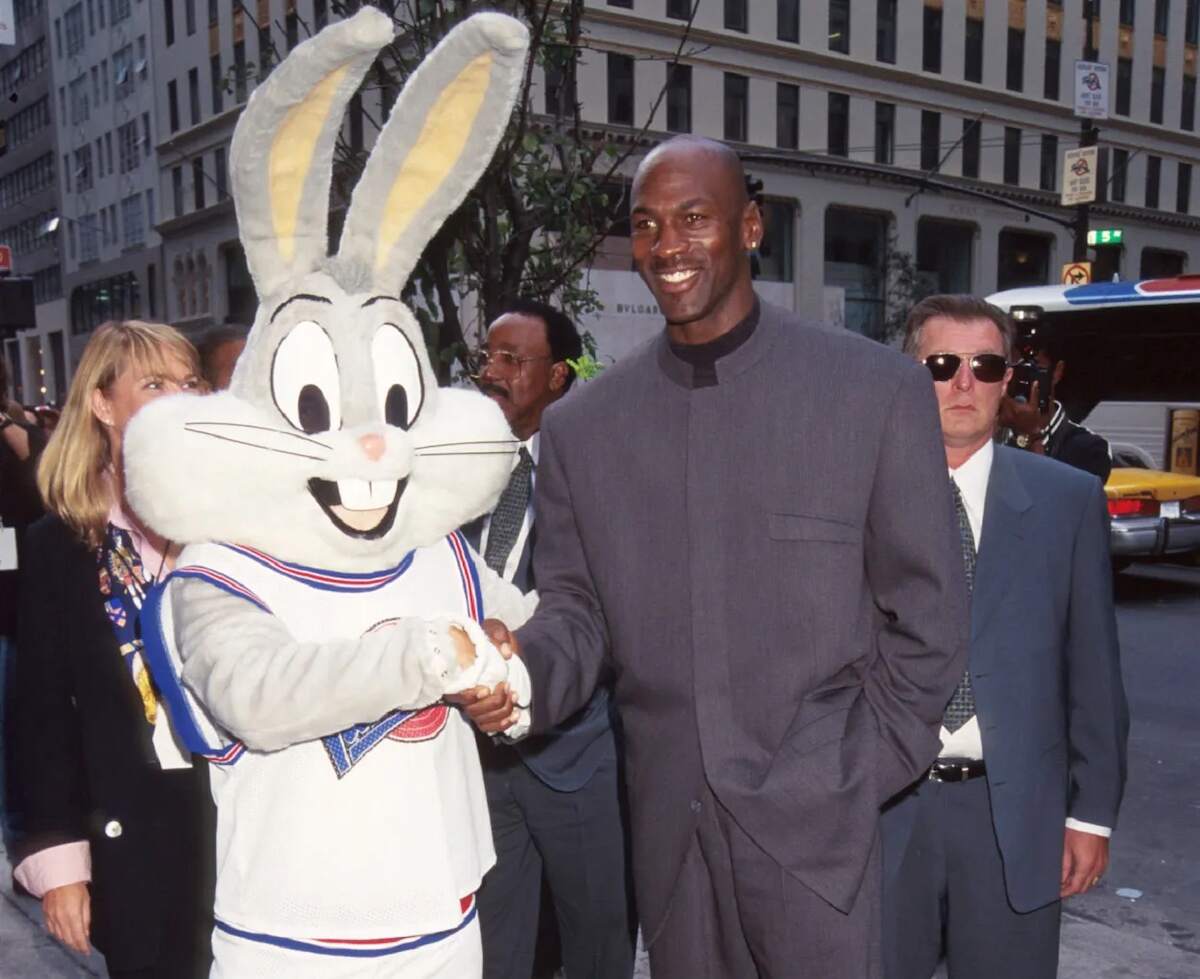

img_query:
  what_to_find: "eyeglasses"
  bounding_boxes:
[923,352,1009,384]
[472,349,554,376]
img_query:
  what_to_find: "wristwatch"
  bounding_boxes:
[1015,429,1045,449]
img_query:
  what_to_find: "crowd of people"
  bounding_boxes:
[0,133,1126,979]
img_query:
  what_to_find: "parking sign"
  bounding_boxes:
[1074,60,1109,120]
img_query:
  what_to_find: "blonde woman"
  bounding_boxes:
[8,321,215,978]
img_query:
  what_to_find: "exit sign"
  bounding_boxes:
[1088,228,1124,246]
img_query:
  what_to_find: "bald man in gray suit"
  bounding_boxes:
[459,137,969,979]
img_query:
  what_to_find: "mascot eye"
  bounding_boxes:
[373,324,424,430]
[271,320,342,434]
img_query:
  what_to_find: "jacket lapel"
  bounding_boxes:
[970,446,1032,645]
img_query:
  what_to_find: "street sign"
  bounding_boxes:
[1061,261,1093,286]
[1074,60,1110,119]
[0,245,11,274]
[1062,147,1099,206]
[1087,228,1124,246]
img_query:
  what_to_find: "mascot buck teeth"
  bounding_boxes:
[123,9,535,975]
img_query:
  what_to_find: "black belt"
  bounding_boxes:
[928,758,987,783]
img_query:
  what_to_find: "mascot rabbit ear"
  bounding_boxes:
[229,7,393,299]
[338,13,529,290]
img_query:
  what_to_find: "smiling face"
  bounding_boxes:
[916,315,1014,468]
[124,269,518,571]
[630,139,762,343]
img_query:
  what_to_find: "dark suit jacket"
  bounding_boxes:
[465,498,618,792]
[514,301,969,940]
[7,515,215,972]
[883,446,1129,913]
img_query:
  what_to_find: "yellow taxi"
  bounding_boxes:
[1105,467,1200,562]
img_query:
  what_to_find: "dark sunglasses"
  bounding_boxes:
[923,352,1009,384]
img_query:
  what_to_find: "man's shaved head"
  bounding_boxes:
[629,136,762,342]
[634,136,749,207]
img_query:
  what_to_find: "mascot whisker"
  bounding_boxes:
[124,9,534,975]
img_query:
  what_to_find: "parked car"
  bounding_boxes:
[1105,467,1200,566]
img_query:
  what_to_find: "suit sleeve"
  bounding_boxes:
[9,523,89,862]
[863,366,972,803]
[512,414,611,734]
[1064,481,1128,827]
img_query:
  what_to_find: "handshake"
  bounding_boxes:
[440,618,529,737]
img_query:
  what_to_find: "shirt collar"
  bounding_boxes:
[525,431,539,467]
[949,438,993,511]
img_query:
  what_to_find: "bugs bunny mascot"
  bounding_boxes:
[124,9,535,975]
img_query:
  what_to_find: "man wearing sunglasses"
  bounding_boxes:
[882,294,1128,979]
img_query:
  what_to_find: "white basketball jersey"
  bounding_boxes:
[146,533,493,955]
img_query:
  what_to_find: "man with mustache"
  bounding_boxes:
[469,300,635,979]
[461,136,968,978]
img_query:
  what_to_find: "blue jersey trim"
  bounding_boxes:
[451,531,485,621]
[213,904,477,957]
[140,577,246,761]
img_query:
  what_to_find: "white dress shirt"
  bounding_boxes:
[943,440,1108,838]
[478,432,538,583]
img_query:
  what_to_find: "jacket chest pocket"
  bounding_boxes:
[768,512,862,545]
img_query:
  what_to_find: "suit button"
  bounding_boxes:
[103,820,123,839]
[689,799,702,814]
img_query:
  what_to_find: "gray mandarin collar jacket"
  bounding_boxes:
[514,300,970,940]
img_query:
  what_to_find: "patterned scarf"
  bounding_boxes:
[97,522,161,726]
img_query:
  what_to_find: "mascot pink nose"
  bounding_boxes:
[358,434,385,461]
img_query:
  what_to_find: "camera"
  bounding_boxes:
[1006,309,1053,414]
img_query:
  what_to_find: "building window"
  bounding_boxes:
[111,0,130,23]
[193,157,206,210]
[163,0,174,45]
[1003,126,1021,185]
[1146,155,1162,209]
[666,64,691,134]
[1006,28,1024,92]
[774,83,798,149]
[215,147,227,200]
[1141,248,1186,278]
[667,0,690,20]
[1039,134,1057,192]
[959,118,979,176]
[757,199,795,283]
[920,110,940,171]
[188,67,201,126]
[74,145,93,191]
[1149,67,1166,124]
[64,3,84,54]
[1183,76,1197,131]
[146,188,154,230]
[1188,0,1199,43]
[168,79,179,132]
[231,41,246,102]
[824,207,887,339]
[1178,162,1193,213]
[185,0,195,34]
[113,44,134,100]
[918,218,974,294]
[607,0,633,7]
[829,0,850,55]
[1110,148,1129,202]
[1155,0,1171,35]
[211,54,223,115]
[121,193,144,247]
[724,72,748,142]
[725,0,746,32]
[208,0,216,26]
[1044,39,1061,101]
[607,53,634,126]
[118,119,139,173]
[79,213,99,263]
[69,74,89,125]
[997,230,1051,291]
[313,0,327,30]
[286,10,298,49]
[1119,0,1136,26]
[173,165,184,216]
[777,0,799,43]
[543,47,575,116]
[1116,58,1132,116]
[922,4,942,73]
[828,92,849,157]
[877,0,897,63]
[875,102,895,165]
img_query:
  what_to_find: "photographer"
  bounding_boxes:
[999,339,1112,483]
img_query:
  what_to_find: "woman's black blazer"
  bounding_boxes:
[8,513,215,972]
